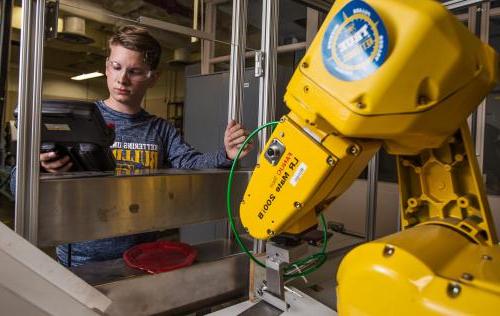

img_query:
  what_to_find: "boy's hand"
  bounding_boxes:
[224,120,254,160]
[40,151,73,173]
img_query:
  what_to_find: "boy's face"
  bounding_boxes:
[106,44,159,108]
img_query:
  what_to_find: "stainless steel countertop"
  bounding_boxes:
[38,170,251,247]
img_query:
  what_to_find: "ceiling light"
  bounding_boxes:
[71,72,104,81]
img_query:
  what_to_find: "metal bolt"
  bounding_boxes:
[302,62,309,68]
[304,85,310,93]
[356,102,366,109]
[447,283,461,298]
[280,117,286,123]
[294,202,302,209]
[383,245,395,257]
[279,132,285,137]
[482,254,492,261]
[267,229,275,236]
[457,197,469,208]
[327,156,336,166]
[348,145,360,156]
[407,198,419,208]
[461,273,474,281]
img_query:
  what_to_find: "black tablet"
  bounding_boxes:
[16,100,116,171]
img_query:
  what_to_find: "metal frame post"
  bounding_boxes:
[444,0,484,10]
[254,0,279,253]
[227,0,247,123]
[138,16,215,41]
[257,0,279,148]
[365,152,379,241]
[306,7,320,48]
[209,42,307,65]
[474,1,490,173]
[15,0,46,244]
[201,1,217,74]
[227,0,248,241]
[466,5,478,139]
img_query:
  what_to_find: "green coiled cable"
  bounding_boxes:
[226,121,329,280]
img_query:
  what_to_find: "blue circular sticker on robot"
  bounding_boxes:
[322,0,388,81]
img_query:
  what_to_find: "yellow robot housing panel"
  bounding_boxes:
[285,0,497,154]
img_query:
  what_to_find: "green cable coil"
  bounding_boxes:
[226,121,329,281]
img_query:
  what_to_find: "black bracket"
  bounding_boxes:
[45,0,59,40]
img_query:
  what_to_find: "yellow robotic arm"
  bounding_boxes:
[240,0,500,314]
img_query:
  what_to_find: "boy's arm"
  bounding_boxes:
[165,120,252,169]
[165,126,231,169]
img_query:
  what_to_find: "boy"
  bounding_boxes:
[38,25,252,266]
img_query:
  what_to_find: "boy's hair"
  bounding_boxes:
[108,25,162,70]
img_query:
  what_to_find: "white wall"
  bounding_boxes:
[142,69,185,119]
